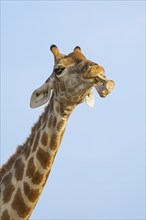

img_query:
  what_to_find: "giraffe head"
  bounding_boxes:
[30,45,115,108]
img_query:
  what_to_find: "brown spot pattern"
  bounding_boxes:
[23,182,39,202]
[24,136,35,159]
[26,158,36,178]
[24,145,30,160]
[42,121,47,130]
[42,110,48,124]
[41,131,48,146]
[49,99,54,113]
[26,157,43,184]
[14,158,25,181]
[1,173,12,186]
[36,148,51,169]
[32,130,40,152]
[29,134,35,148]
[0,145,25,181]
[57,120,65,132]
[53,116,57,127]
[60,104,65,115]
[48,115,53,128]
[32,171,43,185]
[50,133,59,151]
[12,188,31,218]
[55,105,60,114]
[3,184,15,203]
[42,170,51,188]
[42,110,48,129]
[1,210,10,220]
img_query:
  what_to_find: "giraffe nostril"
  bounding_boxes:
[36,93,40,97]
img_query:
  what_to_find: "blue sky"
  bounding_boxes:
[1,1,145,219]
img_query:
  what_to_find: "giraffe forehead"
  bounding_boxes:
[57,51,86,67]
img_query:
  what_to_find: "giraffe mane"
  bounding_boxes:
[0,105,48,180]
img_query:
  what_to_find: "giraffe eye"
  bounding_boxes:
[54,67,65,76]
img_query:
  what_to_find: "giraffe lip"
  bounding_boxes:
[94,74,107,83]
[87,75,107,86]
[83,73,107,84]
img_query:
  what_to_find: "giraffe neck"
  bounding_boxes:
[0,97,76,220]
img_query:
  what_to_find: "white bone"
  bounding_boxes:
[95,80,115,97]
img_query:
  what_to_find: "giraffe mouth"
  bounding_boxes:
[83,70,115,98]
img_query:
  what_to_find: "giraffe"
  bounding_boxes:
[0,45,115,220]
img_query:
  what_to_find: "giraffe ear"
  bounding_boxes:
[30,83,53,108]
[85,91,95,107]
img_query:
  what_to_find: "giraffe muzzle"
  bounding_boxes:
[84,65,105,79]
[89,65,115,97]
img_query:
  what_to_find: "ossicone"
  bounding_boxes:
[50,44,64,62]
[50,44,57,51]
[74,46,81,52]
